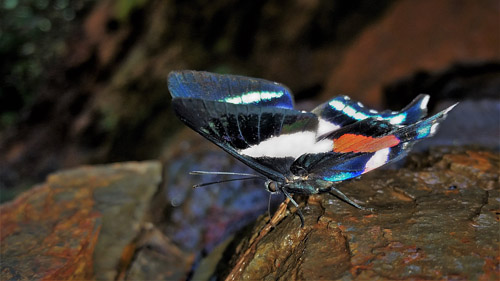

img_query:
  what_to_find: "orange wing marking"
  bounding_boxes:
[333,134,400,153]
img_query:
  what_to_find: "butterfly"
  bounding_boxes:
[168,70,457,226]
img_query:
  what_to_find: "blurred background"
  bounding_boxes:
[0,0,498,253]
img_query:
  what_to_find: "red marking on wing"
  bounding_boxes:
[333,134,400,153]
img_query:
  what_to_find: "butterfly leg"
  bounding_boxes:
[329,187,373,211]
[267,194,273,219]
[281,189,305,227]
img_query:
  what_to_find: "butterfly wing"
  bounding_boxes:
[171,98,321,181]
[313,94,430,135]
[292,103,457,182]
[168,70,294,109]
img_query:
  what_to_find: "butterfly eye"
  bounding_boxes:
[267,181,278,193]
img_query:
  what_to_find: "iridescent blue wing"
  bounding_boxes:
[292,103,457,182]
[168,71,294,109]
[313,94,430,135]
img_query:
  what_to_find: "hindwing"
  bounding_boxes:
[291,104,457,182]
[313,94,430,135]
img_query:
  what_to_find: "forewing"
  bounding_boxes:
[172,98,320,180]
[168,70,294,108]
[313,94,429,135]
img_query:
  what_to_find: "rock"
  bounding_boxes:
[201,148,499,280]
[322,0,499,107]
[0,161,170,280]
[123,224,193,281]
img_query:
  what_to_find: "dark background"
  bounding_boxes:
[1,0,499,201]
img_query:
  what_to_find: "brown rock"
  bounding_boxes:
[0,161,163,280]
[123,223,193,281]
[322,0,500,107]
[204,148,499,280]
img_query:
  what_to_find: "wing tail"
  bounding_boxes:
[393,103,458,142]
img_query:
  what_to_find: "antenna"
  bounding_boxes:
[190,170,266,179]
[190,170,267,188]
[193,176,265,188]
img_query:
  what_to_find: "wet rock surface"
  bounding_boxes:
[201,148,499,280]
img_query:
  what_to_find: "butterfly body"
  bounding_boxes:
[274,178,332,195]
[168,70,457,225]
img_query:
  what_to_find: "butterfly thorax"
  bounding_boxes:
[266,177,332,196]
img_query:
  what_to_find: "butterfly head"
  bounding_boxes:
[265,180,282,194]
